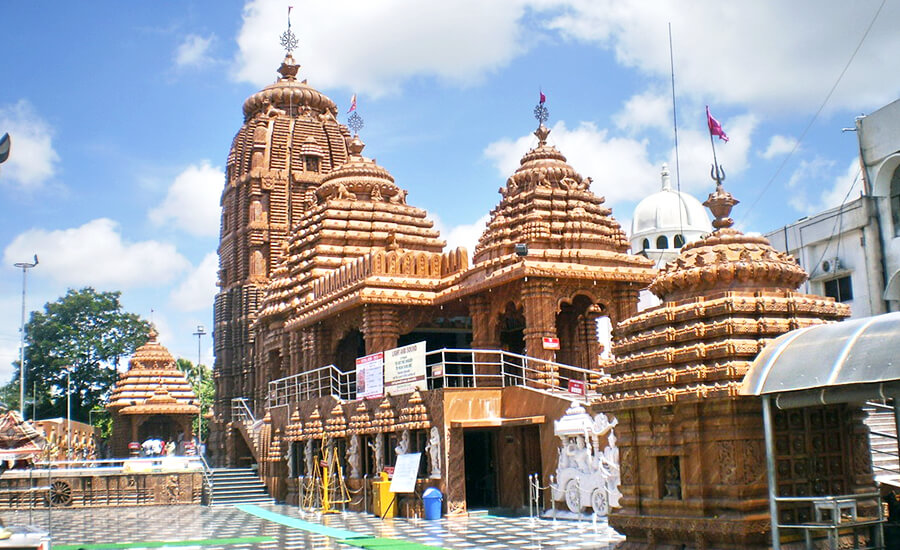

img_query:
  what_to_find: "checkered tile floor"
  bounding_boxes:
[5,504,623,549]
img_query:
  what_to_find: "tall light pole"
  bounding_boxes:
[14,255,38,419]
[192,325,207,446]
[66,366,72,462]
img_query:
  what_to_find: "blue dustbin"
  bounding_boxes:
[422,487,443,520]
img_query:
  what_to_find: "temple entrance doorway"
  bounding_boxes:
[499,303,525,354]
[230,426,255,468]
[464,429,499,509]
[398,316,473,351]
[555,295,600,388]
[335,330,365,373]
[138,415,180,443]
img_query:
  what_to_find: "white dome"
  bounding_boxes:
[631,165,712,239]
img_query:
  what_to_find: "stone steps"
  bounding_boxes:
[207,468,275,507]
[864,404,899,478]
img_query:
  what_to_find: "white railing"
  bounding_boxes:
[266,348,603,410]
[268,364,356,407]
[231,397,258,425]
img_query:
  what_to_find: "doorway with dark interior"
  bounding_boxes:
[464,429,498,509]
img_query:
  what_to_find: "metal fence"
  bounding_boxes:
[263,348,604,410]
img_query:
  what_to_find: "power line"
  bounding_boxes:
[741,0,885,224]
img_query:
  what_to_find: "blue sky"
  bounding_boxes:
[2,0,899,382]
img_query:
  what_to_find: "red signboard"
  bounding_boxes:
[542,337,560,350]
[567,380,586,395]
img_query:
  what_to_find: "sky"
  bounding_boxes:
[1,0,899,384]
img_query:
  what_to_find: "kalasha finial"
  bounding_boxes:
[280,6,299,54]
[703,171,739,230]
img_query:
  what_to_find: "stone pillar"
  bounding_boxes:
[580,304,602,372]
[363,305,400,354]
[469,294,501,385]
[610,286,640,330]
[522,278,558,386]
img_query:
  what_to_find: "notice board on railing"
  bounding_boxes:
[356,352,384,399]
[384,341,427,396]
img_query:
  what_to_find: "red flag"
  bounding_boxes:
[539,89,546,104]
[706,106,729,142]
[348,94,357,113]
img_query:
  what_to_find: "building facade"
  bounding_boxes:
[211,47,875,546]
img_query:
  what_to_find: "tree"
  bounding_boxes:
[176,358,214,440]
[16,288,151,424]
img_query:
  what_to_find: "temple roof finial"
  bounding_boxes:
[661,163,672,191]
[533,90,549,145]
[702,168,738,230]
[277,7,300,80]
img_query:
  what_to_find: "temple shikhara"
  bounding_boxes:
[107,330,200,458]
[208,34,880,549]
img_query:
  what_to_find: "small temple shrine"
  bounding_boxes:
[209,24,878,549]
[107,330,200,457]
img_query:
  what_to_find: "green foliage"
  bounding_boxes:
[176,358,215,440]
[15,287,151,423]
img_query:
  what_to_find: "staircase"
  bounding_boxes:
[864,402,900,485]
[207,468,275,506]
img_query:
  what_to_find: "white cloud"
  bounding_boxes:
[614,91,671,133]
[785,156,839,213]
[485,120,658,204]
[175,34,216,68]
[3,218,191,289]
[233,0,531,95]
[149,161,223,237]
[169,252,218,312]
[0,100,60,189]
[543,0,900,112]
[761,135,799,159]
[667,110,758,192]
[819,158,864,212]
[432,214,490,254]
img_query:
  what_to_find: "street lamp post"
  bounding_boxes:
[14,255,38,419]
[192,325,207,447]
[66,366,72,462]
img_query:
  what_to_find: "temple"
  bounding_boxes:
[107,330,200,457]
[210,43,876,548]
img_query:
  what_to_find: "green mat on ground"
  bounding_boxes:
[337,537,446,550]
[55,535,276,549]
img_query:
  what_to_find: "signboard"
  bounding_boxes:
[567,379,586,395]
[384,341,427,396]
[356,352,384,399]
[389,452,422,493]
[542,337,560,350]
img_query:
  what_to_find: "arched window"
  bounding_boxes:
[674,234,686,248]
[656,235,669,249]
[891,166,900,236]
[642,238,650,251]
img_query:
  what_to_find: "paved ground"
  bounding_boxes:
[3,503,624,549]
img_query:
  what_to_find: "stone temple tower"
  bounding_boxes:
[214,51,351,443]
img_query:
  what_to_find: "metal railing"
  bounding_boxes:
[231,397,258,425]
[266,348,604,410]
[268,364,356,407]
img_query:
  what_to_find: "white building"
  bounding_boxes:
[859,98,900,310]
[630,164,712,310]
[764,196,886,318]
[764,97,900,318]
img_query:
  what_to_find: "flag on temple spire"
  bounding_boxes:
[706,106,728,142]
[539,89,546,105]
[348,94,357,113]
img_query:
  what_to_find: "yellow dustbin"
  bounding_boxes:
[372,472,398,518]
